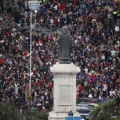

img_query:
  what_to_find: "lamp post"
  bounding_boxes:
[29,11,33,99]
[28,1,40,111]
[29,9,38,99]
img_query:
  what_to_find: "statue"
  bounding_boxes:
[57,26,72,64]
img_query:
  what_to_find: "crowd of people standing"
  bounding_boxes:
[0,0,120,115]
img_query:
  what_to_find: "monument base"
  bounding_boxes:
[48,111,80,120]
[49,62,80,120]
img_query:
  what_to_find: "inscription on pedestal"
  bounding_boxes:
[59,85,72,105]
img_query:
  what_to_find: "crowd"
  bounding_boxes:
[0,0,120,116]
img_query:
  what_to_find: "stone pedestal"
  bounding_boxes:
[48,63,80,120]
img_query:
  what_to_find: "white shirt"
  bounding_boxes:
[50,19,54,24]
[84,68,88,73]
[54,5,58,10]
[110,90,115,96]
[88,94,92,98]
[111,50,116,57]
[103,84,107,91]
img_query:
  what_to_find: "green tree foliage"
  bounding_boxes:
[0,102,48,120]
[0,102,21,120]
[25,110,48,120]
[90,100,120,120]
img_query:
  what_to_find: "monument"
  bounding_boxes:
[57,26,72,64]
[48,26,80,120]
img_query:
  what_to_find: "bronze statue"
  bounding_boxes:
[57,26,72,64]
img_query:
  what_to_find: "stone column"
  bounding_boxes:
[48,62,80,120]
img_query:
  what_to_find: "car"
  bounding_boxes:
[76,106,91,114]
[76,106,91,120]
[77,102,98,111]
[77,97,101,104]
[76,99,100,120]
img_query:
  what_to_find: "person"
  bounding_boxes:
[57,26,72,63]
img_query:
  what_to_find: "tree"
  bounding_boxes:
[0,102,48,120]
[90,100,120,120]
[24,110,48,120]
[0,102,21,120]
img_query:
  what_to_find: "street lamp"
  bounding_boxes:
[29,10,33,99]
[28,1,40,111]
[28,10,37,111]
[29,9,38,98]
